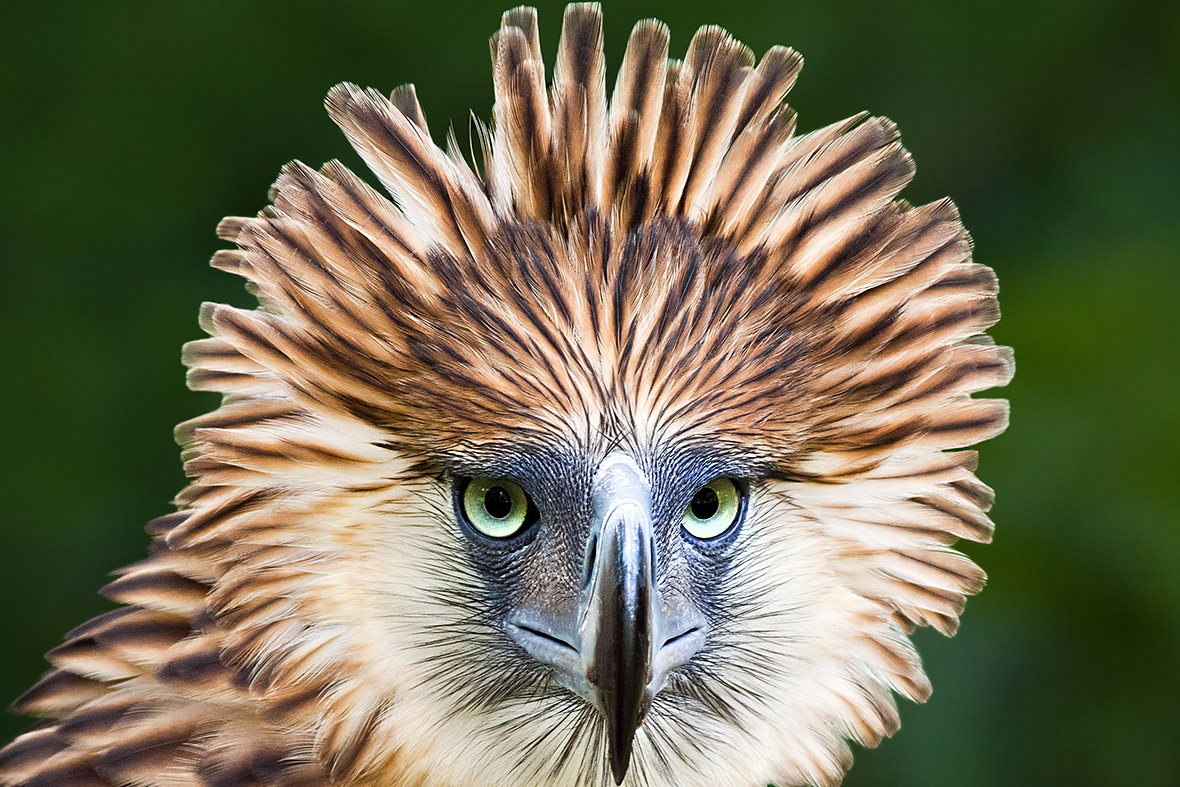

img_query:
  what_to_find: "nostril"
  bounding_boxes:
[661,626,701,651]
[582,532,599,588]
[515,623,579,654]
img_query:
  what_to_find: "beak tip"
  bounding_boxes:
[608,750,629,785]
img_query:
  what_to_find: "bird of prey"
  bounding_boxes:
[0,4,1011,786]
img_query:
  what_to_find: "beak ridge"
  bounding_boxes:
[581,455,655,785]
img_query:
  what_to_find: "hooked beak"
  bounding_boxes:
[506,453,705,785]
[580,454,655,784]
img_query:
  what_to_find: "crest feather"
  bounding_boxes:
[603,19,669,216]
[550,3,608,219]
[490,6,552,217]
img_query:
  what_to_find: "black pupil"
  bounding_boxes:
[484,486,513,519]
[690,487,720,520]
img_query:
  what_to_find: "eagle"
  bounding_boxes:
[0,4,1011,786]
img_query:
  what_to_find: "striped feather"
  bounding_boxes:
[490,6,553,218]
[603,20,669,217]
[549,3,608,219]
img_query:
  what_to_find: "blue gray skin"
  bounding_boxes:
[507,454,706,784]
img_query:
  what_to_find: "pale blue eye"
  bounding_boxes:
[682,478,741,540]
[463,477,530,538]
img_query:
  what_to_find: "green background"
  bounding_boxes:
[2,1,1177,784]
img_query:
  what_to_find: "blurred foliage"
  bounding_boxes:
[1,0,1177,784]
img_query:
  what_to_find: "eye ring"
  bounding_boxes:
[458,477,537,539]
[681,478,744,541]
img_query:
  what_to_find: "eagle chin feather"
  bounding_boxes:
[0,4,1010,786]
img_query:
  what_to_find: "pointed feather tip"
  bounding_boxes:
[757,44,804,87]
[390,84,429,134]
[558,2,605,65]
[328,80,432,142]
[0,728,66,775]
[323,81,372,127]
[563,1,602,20]
[490,6,541,66]
[9,670,104,718]
[501,5,538,33]
[733,45,804,130]
[215,216,249,243]
[686,24,756,71]
[614,19,670,93]
[630,17,670,39]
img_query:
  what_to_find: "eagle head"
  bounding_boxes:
[0,4,1010,787]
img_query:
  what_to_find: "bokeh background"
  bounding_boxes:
[2,0,1177,784]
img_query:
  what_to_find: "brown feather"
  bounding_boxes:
[603,19,669,218]
[549,3,608,220]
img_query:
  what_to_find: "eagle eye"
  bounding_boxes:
[460,477,535,539]
[682,478,743,541]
